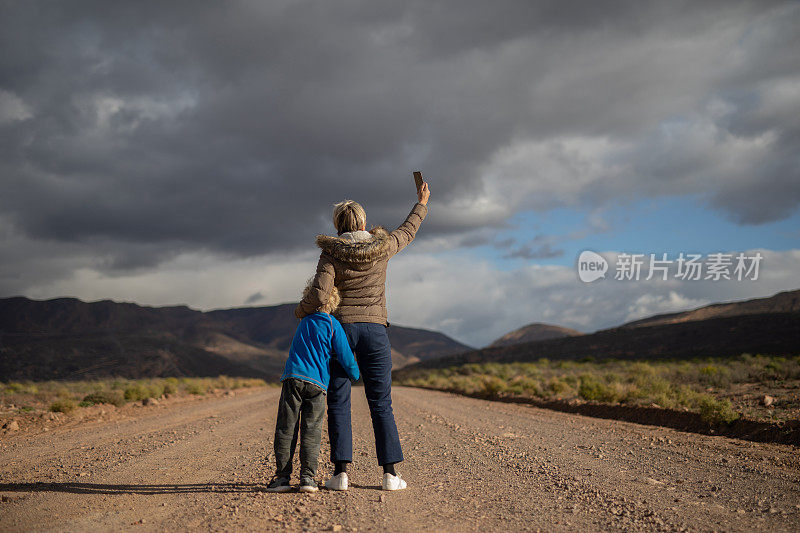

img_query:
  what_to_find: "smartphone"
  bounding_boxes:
[413,171,424,192]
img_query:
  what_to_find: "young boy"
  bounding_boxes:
[267,283,360,493]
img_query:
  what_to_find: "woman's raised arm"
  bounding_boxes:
[387,182,430,258]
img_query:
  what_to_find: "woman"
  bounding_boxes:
[295,181,430,491]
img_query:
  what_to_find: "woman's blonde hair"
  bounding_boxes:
[332,200,366,235]
[302,280,341,314]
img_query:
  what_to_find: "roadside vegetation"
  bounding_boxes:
[396,354,800,425]
[1,376,268,416]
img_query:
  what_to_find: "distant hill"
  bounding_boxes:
[621,289,800,328]
[0,297,471,381]
[489,323,582,348]
[395,289,800,375]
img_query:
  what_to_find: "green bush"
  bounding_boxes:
[578,375,619,403]
[82,390,126,407]
[545,377,573,397]
[698,395,740,424]
[147,382,165,398]
[185,382,207,395]
[49,399,77,413]
[124,383,159,401]
[480,375,506,396]
[4,381,38,394]
[393,353,796,424]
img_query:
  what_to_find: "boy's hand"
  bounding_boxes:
[417,182,430,206]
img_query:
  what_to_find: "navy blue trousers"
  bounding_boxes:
[327,322,404,466]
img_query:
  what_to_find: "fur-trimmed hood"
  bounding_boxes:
[315,226,391,263]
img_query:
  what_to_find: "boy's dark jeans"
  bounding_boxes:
[273,378,325,479]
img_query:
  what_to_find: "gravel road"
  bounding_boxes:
[1,386,798,532]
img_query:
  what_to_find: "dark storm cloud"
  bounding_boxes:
[244,291,266,305]
[0,0,798,276]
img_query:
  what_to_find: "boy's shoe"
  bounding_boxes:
[381,473,407,491]
[298,477,319,493]
[324,472,349,491]
[266,476,292,493]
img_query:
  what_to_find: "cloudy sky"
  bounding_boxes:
[1,1,799,347]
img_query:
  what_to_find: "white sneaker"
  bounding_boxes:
[382,473,407,491]
[325,472,349,491]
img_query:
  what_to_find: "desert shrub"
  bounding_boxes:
[53,386,71,399]
[698,364,732,387]
[184,381,207,395]
[698,395,740,424]
[82,390,126,407]
[147,382,165,398]
[394,353,795,423]
[630,362,657,378]
[4,381,39,395]
[621,384,646,403]
[214,375,232,390]
[506,381,526,396]
[509,375,542,397]
[700,364,719,376]
[545,377,574,398]
[651,392,674,409]
[787,356,800,380]
[461,363,481,375]
[555,360,577,371]
[428,374,456,391]
[4,381,23,393]
[579,375,619,403]
[762,359,785,380]
[669,361,698,384]
[49,399,77,413]
[636,374,673,397]
[480,375,506,396]
[244,378,268,388]
[124,384,151,401]
[670,386,702,409]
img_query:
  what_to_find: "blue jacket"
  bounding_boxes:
[280,312,359,390]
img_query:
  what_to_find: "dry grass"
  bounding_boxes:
[1,376,268,416]
[396,354,800,425]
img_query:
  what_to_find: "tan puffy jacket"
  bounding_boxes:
[295,202,428,324]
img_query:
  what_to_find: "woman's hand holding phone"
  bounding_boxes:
[413,171,430,206]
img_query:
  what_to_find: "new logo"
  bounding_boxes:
[577,250,608,283]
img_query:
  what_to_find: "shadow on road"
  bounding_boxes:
[349,483,381,491]
[0,482,267,495]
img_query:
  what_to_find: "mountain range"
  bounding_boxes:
[0,297,471,381]
[619,289,800,328]
[489,323,583,347]
[2,289,798,382]
[397,289,800,374]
